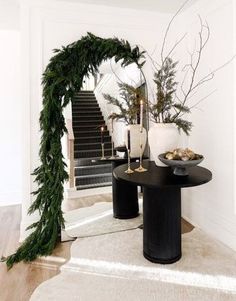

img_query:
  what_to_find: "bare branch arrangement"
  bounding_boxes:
[149,14,212,135]
[149,1,235,135]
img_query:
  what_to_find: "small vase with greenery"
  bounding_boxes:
[103,82,147,158]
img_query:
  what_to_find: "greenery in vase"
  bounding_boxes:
[103,82,145,125]
[149,57,192,135]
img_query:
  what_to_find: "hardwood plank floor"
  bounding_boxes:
[0,194,193,301]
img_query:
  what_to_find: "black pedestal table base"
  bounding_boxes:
[143,187,181,264]
[112,160,138,219]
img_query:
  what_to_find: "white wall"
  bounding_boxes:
[20,0,236,252]
[166,0,236,250]
[0,2,22,206]
[0,2,19,30]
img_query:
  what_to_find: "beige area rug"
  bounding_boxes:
[64,201,143,238]
[30,228,236,301]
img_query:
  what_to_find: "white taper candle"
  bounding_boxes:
[140,99,143,132]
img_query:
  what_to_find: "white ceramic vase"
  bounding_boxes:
[124,124,147,158]
[148,123,180,166]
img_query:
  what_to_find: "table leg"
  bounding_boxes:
[143,186,181,264]
[112,162,139,219]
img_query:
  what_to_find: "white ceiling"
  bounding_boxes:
[0,0,198,13]
[56,0,198,13]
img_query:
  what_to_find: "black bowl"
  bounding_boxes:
[158,153,204,176]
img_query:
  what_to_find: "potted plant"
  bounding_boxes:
[103,82,147,158]
[148,57,192,165]
[148,13,218,166]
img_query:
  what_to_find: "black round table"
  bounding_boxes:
[93,157,140,219]
[113,160,212,264]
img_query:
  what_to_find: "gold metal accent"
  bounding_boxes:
[125,150,134,174]
[135,131,147,173]
[100,143,106,160]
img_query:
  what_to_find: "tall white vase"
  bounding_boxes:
[148,123,180,166]
[124,124,147,158]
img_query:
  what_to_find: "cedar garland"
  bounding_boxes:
[4,32,145,268]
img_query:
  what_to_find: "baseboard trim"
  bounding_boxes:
[182,202,236,252]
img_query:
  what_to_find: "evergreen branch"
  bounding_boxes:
[3,33,146,268]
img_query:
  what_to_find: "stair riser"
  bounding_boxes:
[72,103,99,107]
[72,112,103,120]
[72,104,101,109]
[72,107,100,112]
[75,149,113,158]
[75,136,111,144]
[73,101,97,105]
[75,165,112,176]
[73,98,96,102]
[72,120,104,125]
[72,118,104,123]
[74,94,95,97]
[73,127,109,134]
[73,131,109,137]
[74,142,112,151]
[75,175,112,186]
[73,125,107,131]
[74,158,110,166]
[76,90,94,92]
[72,99,98,103]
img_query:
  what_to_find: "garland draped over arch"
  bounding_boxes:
[5,33,145,268]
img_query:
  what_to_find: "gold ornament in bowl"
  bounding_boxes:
[158,148,204,176]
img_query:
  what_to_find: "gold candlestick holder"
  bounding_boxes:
[100,143,106,160]
[125,150,134,174]
[135,131,147,172]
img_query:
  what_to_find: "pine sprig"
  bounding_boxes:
[3,33,145,268]
[103,82,145,125]
[149,57,192,135]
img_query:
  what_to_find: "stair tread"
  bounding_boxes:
[75,172,111,179]
[76,182,112,190]
[73,130,109,134]
[73,117,104,120]
[72,113,103,118]
[75,135,110,139]
[75,163,111,170]
[74,156,113,163]
[74,141,111,146]
[73,126,106,129]
[75,148,112,152]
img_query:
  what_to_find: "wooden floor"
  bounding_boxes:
[0,194,193,301]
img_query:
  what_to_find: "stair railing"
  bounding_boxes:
[66,118,75,188]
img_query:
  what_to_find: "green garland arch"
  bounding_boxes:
[5,32,145,268]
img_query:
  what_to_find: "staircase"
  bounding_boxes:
[72,91,114,190]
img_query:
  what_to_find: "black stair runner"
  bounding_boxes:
[72,90,113,190]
